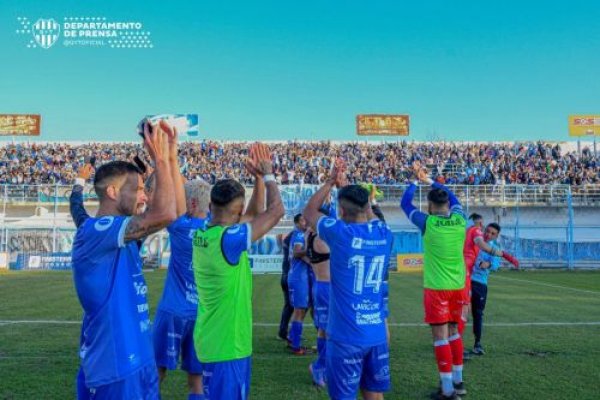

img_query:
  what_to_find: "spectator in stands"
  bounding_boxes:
[1,140,598,186]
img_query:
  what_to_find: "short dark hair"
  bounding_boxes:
[93,161,142,201]
[294,213,303,224]
[338,185,369,217]
[487,222,501,233]
[427,188,449,206]
[469,213,483,222]
[211,179,245,207]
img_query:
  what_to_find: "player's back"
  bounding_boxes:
[71,216,153,387]
[157,215,208,317]
[423,212,467,290]
[192,224,252,363]
[317,217,392,346]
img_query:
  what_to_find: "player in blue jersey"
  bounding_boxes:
[287,213,313,355]
[153,175,210,399]
[305,183,389,390]
[304,159,393,400]
[72,120,177,400]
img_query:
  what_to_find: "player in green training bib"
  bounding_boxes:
[401,162,468,400]
[192,143,284,400]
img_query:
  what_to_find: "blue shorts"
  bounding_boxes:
[202,356,251,400]
[77,363,159,400]
[153,309,202,374]
[288,267,309,309]
[326,340,390,400]
[313,281,330,331]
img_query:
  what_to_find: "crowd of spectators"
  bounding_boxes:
[0,141,598,186]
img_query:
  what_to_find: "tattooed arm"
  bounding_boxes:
[124,120,177,242]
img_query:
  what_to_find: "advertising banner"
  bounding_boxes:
[0,114,41,136]
[249,255,283,273]
[13,252,72,270]
[395,253,423,272]
[568,115,600,137]
[357,114,409,136]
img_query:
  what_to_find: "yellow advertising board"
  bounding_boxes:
[357,114,409,136]
[568,115,600,137]
[0,114,41,136]
[395,253,423,272]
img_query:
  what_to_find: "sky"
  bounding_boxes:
[0,0,599,142]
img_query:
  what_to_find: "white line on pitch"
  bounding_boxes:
[494,275,600,295]
[2,320,600,327]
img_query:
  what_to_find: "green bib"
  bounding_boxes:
[192,225,252,363]
[423,213,467,290]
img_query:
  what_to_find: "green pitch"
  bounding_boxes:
[1,270,599,399]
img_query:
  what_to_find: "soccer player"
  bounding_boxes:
[192,143,284,400]
[461,214,518,335]
[305,183,388,390]
[304,159,393,400]
[470,222,504,355]
[277,230,294,342]
[287,213,312,354]
[72,120,177,399]
[401,162,467,400]
[153,175,210,399]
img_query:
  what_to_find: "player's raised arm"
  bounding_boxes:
[304,158,344,230]
[400,161,428,233]
[241,143,266,222]
[168,127,187,218]
[124,120,177,242]
[245,143,285,242]
[70,161,94,228]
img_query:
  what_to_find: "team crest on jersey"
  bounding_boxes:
[323,218,336,228]
[227,225,241,234]
[94,216,114,231]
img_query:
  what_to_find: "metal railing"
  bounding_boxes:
[2,184,600,207]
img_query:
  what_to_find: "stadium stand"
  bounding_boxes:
[0,140,598,185]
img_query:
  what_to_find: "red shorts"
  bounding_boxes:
[460,276,471,305]
[423,289,464,324]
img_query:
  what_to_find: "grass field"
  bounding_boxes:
[1,269,600,399]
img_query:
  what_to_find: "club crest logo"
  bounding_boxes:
[31,18,61,49]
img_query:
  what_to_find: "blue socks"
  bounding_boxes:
[316,337,327,369]
[290,321,303,350]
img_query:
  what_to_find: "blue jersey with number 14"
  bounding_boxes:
[317,217,393,346]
